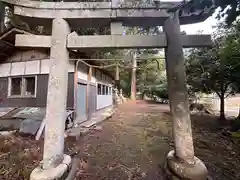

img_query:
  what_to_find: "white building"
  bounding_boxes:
[0,28,114,124]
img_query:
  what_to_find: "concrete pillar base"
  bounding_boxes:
[30,154,71,180]
[164,150,208,180]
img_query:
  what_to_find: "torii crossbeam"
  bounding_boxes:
[0,0,215,180]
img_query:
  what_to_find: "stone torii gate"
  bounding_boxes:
[1,0,215,179]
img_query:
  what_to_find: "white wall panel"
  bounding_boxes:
[25,60,40,75]
[40,59,49,74]
[41,59,75,74]
[11,62,25,76]
[97,95,113,110]
[0,63,11,77]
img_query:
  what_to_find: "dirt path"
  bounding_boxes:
[66,100,171,179]
[1,100,240,180]
[66,100,240,180]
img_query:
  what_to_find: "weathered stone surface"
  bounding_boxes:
[131,52,137,100]
[110,22,123,35]
[30,154,71,180]
[165,150,208,180]
[43,18,70,170]
[163,13,194,162]
[15,34,51,48]
[1,0,112,9]
[163,13,208,180]
[20,119,41,135]
[15,33,212,49]
[67,34,212,49]
[1,0,214,26]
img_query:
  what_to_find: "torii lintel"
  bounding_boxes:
[15,34,213,49]
[1,0,215,27]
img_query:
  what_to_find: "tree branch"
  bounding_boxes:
[215,91,221,98]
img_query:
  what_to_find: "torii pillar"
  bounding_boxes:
[30,18,72,180]
[163,13,208,180]
[131,52,137,100]
[0,1,4,33]
[4,1,214,179]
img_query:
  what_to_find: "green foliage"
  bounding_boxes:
[214,0,240,25]
[137,58,168,99]
[186,21,240,120]
[148,77,168,100]
[187,21,240,96]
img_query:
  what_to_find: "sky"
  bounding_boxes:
[162,0,219,35]
[181,11,219,34]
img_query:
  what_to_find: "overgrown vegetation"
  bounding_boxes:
[186,22,240,121]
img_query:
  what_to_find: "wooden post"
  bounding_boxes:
[73,60,80,124]
[86,66,92,118]
[131,52,137,100]
[163,13,208,180]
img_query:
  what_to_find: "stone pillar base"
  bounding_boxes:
[164,150,208,180]
[30,154,71,180]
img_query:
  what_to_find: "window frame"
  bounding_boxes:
[106,85,109,95]
[8,76,37,98]
[109,87,112,95]
[97,83,102,95]
[102,84,106,95]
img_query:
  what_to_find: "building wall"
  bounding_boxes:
[97,95,112,110]
[0,73,74,108]
[0,59,75,76]
[95,69,113,110]
[0,49,114,112]
[88,84,97,117]
[76,62,113,111]
[0,49,75,108]
[5,49,49,63]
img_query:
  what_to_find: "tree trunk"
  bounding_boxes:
[219,93,225,121]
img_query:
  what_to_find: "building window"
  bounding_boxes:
[9,76,37,98]
[97,84,102,95]
[11,77,22,96]
[25,77,36,96]
[106,85,109,95]
[109,87,112,95]
[102,85,106,95]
